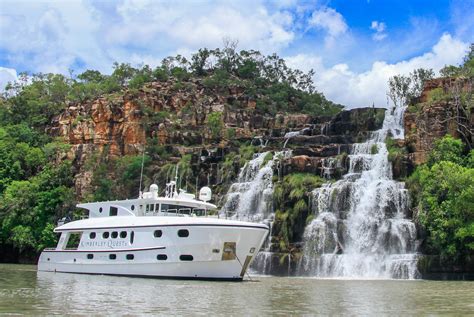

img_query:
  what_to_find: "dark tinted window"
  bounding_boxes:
[89,232,96,239]
[157,254,167,261]
[120,231,127,238]
[111,231,118,239]
[87,254,94,259]
[161,204,184,212]
[180,255,193,261]
[109,254,116,260]
[178,229,189,237]
[126,254,134,260]
[154,230,162,238]
[110,206,118,216]
[131,205,135,211]
[130,231,134,244]
[99,207,103,213]
[102,232,109,239]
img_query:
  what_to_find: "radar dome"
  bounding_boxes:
[199,187,212,202]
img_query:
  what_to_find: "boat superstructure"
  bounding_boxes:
[37,181,269,280]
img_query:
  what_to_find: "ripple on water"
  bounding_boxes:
[0,265,473,315]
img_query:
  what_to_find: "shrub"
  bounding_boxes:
[407,135,473,264]
[207,112,223,139]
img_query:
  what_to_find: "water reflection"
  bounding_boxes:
[0,265,473,315]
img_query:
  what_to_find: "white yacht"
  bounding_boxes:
[37,181,269,280]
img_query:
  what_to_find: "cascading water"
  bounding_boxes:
[299,104,420,279]
[221,152,274,222]
[221,151,291,274]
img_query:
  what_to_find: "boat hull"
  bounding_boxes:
[38,223,268,280]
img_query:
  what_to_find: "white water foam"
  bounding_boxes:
[299,104,420,279]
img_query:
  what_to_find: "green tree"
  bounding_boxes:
[408,135,474,263]
[207,112,223,139]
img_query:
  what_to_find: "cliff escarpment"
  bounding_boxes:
[48,77,385,204]
[405,77,473,165]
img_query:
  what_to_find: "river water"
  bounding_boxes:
[1,265,473,315]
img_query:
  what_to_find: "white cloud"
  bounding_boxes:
[370,21,387,41]
[0,67,17,92]
[0,0,109,74]
[0,0,297,73]
[286,34,468,109]
[107,1,295,54]
[308,7,348,44]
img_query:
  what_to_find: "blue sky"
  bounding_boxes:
[0,0,472,108]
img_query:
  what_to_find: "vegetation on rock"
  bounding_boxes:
[272,173,325,251]
[408,135,474,264]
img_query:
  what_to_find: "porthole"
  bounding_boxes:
[131,205,135,211]
[180,255,193,261]
[154,230,162,238]
[87,254,94,259]
[99,207,103,213]
[212,249,220,253]
[130,231,135,244]
[120,231,127,238]
[126,254,134,260]
[103,232,109,239]
[109,254,116,260]
[177,229,189,238]
[111,231,118,239]
[157,254,168,261]
[89,232,96,239]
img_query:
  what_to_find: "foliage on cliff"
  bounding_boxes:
[3,46,342,119]
[0,125,74,259]
[408,135,474,264]
[272,173,324,251]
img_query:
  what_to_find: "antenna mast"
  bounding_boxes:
[138,146,146,198]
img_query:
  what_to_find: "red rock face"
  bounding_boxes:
[48,77,387,199]
[404,77,473,165]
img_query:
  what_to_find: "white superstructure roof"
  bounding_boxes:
[56,216,269,232]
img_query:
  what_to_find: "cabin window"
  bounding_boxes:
[180,255,193,261]
[103,232,110,239]
[99,207,103,213]
[161,204,191,215]
[155,204,159,211]
[87,254,94,259]
[109,254,116,260]
[154,230,162,238]
[146,204,150,212]
[157,254,167,261]
[131,205,135,211]
[111,231,118,239]
[89,232,96,239]
[130,231,135,244]
[120,231,127,239]
[110,206,118,216]
[178,229,189,238]
[126,254,134,260]
[65,233,82,250]
[193,208,205,216]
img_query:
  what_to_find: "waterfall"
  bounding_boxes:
[299,104,420,279]
[221,151,291,274]
[283,127,311,148]
[221,152,274,222]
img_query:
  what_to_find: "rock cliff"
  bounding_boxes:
[48,78,385,203]
[404,77,473,165]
